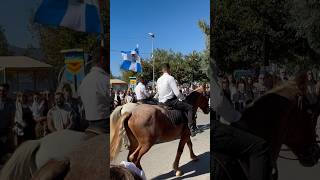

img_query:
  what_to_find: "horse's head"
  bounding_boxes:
[186,86,210,114]
[284,95,320,167]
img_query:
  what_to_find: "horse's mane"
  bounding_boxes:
[265,80,301,101]
[250,71,307,105]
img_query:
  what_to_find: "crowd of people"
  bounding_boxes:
[110,81,209,111]
[217,69,320,113]
[0,82,85,160]
[0,50,109,164]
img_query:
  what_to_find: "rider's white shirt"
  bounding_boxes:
[135,82,149,100]
[78,66,109,121]
[156,73,184,103]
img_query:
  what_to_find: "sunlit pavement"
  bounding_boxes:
[112,111,211,180]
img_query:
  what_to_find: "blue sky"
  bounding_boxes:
[0,0,41,48]
[111,0,209,76]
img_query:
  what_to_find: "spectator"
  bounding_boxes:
[47,92,75,132]
[253,74,267,98]
[62,83,81,130]
[114,90,121,107]
[221,77,232,103]
[227,74,237,98]
[110,164,145,180]
[0,83,15,159]
[125,88,134,104]
[31,92,47,138]
[306,70,318,105]
[232,80,252,112]
[13,92,35,145]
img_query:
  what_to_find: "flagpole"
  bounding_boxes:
[98,0,108,73]
[148,33,155,90]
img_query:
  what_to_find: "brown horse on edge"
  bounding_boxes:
[110,88,210,176]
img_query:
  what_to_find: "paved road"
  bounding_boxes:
[112,111,210,180]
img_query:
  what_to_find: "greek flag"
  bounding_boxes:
[34,0,101,33]
[120,48,142,73]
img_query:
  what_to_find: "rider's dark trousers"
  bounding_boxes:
[164,97,193,125]
[138,98,158,105]
[213,121,272,180]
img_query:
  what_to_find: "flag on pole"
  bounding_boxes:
[34,0,101,33]
[120,48,142,73]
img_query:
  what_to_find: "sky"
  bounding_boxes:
[0,0,41,48]
[110,0,209,76]
[0,0,209,76]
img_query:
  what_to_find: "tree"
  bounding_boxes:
[121,49,208,85]
[0,26,9,56]
[212,0,320,72]
[198,20,210,77]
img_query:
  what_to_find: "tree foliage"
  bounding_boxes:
[212,0,320,72]
[122,49,208,84]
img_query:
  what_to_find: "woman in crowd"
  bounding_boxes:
[13,92,35,146]
[30,93,47,138]
[232,79,252,112]
[62,83,81,130]
[221,77,232,103]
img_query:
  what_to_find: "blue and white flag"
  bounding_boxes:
[120,48,142,73]
[34,0,101,33]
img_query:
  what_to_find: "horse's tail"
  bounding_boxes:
[110,112,132,161]
[0,140,41,180]
[110,105,123,142]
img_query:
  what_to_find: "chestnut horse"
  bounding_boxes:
[110,88,210,176]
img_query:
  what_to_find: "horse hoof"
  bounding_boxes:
[175,170,183,176]
[192,156,199,161]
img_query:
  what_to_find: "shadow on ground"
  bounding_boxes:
[197,124,210,133]
[152,151,210,180]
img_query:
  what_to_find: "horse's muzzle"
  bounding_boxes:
[298,144,320,167]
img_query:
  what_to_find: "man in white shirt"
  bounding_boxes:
[135,76,157,105]
[47,92,75,132]
[156,63,196,136]
[78,50,109,133]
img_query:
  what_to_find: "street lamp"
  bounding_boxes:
[148,32,155,90]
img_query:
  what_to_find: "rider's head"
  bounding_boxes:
[92,47,108,72]
[161,63,170,74]
[138,75,145,84]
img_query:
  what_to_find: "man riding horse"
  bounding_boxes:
[155,63,197,137]
[134,76,157,105]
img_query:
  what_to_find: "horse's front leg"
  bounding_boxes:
[187,137,198,161]
[173,135,188,176]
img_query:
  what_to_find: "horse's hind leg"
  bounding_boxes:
[126,130,139,162]
[135,143,153,170]
[129,145,141,162]
[173,135,189,176]
[187,137,198,161]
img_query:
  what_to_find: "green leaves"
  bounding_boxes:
[121,49,208,84]
[212,0,320,71]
